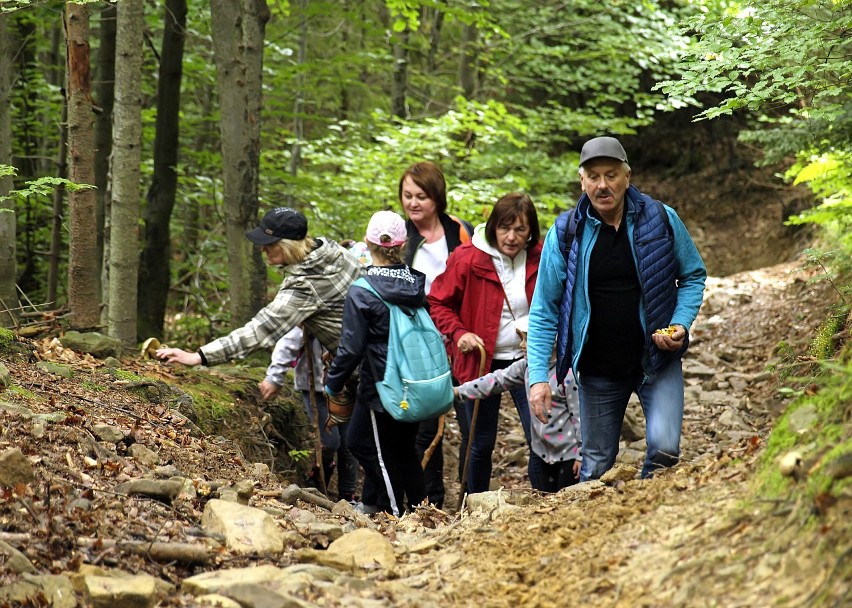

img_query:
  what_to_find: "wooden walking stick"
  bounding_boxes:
[457,343,487,509]
[420,415,445,470]
[303,329,327,496]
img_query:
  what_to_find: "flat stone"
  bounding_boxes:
[82,574,158,608]
[183,565,286,595]
[0,540,36,574]
[197,594,242,608]
[92,424,125,443]
[60,330,123,359]
[0,447,35,487]
[0,401,34,418]
[36,361,73,378]
[326,528,395,569]
[113,479,183,503]
[201,499,285,556]
[20,574,76,608]
[127,444,160,467]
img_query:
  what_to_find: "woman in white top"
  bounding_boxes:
[399,161,473,509]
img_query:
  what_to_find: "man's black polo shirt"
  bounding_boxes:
[577,210,644,379]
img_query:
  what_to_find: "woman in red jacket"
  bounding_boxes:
[428,192,542,494]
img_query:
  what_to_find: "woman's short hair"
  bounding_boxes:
[398,161,448,215]
[274,235,314,265]
[484,192,540,250]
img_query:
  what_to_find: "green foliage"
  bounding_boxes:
[262,97,582,238]
[0,169,96,204]
[784,151,852,255]
[660,1,851,126]
[288,448,312,462]
[0,328,14,348]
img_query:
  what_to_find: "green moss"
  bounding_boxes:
[110,368,146,382]
[7,384,36,400]
[0,328,13,348]
[183,379,237,421]
[81,380,106,392]
[754,352,852,507]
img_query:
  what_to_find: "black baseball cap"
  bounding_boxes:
[245,207,309,245]
[579,136,628,166]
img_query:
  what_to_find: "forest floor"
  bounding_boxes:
[1,254,849,607]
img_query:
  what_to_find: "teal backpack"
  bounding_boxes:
[354,278,454,423]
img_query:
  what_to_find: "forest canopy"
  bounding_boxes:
[0,0,849,344]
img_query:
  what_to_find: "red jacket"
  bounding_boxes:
[428,241,541,383]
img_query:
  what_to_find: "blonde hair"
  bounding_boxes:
[367,241,405,265]
[272,235,314,265]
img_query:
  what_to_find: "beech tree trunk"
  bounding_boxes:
[94,3,116,316]
[459,22,479,99]
[64,3,100,330]
[137,0,187,340]
[107,0,144,347]
[0,13,18,328]
[210,0,269,327]
[391,28,409,119]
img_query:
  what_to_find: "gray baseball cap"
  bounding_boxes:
[579,136,628,166]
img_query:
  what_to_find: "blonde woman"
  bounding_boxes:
[157,207,364,369]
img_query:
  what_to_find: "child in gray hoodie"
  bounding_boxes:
[455,319,582,492]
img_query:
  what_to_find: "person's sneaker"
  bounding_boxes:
[352,501,380,515]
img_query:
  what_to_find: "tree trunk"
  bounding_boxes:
[288,0,307,204]
[137,0,186,340]
[423,8,443,113]
[46,96,67,307]
[0,13,18,327]
[64,3,100,330]
[94,3,116,317]
[459,22,479,99]
[210,0,269,327]
[107,0,144,347]
[391,28,409,119]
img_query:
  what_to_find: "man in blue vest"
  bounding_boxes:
[527,136,706,481]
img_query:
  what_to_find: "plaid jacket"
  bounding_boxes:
[201,239,365,365]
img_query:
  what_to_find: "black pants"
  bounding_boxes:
[347,402,426,516]
[528,454,580,492]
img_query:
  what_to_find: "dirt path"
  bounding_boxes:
[406,261,849,607]
[1,260,848,607]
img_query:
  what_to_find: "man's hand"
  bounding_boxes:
[156,347,202,366]
[651,324,686,352]
[529,382,552,423]
[259,380,281,400]
[572,459,581,480]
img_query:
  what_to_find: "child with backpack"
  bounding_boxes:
[325,210,446,516]
[454,318,582,492]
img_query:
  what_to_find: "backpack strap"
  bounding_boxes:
[449,214,471,244]
[554,209,579,267]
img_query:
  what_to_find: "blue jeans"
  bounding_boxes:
[577,360,684,481]
[463,358,532,494]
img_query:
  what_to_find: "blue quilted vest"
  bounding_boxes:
[554,185,686,383]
